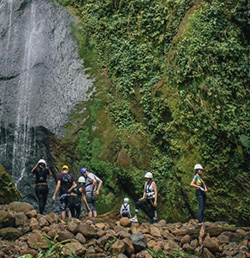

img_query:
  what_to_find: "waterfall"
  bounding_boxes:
[0,0,93,212]
[13,2,36,187]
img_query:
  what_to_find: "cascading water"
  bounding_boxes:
[0,0,93,212]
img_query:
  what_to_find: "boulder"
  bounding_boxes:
[0,227,22,240]
[0,210,15,228]
[120,217,132,227]
[8,202,34,213]
[76,223,96,238]
[112,239,126,255]
[130,233,147,253]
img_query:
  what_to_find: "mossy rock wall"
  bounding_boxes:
[59,0,250,225]
[0,165,22,204]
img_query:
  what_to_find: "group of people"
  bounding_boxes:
[31,160,207,225]
[31,160,102,220]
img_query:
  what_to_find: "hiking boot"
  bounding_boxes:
[152,219,158,224]
[130,217,138,223]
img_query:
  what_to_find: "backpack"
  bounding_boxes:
[121,204,129,217]
[62,173,72,184]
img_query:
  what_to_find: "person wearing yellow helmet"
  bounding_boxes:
[52,165,76,220]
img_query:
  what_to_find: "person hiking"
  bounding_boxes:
[52,165,76,220]
[68,176,90,218]
[120,197,131,218]
[190,164,208,225]
[31,159,51,214]
[80,167,103,218]
[130,172,158,223]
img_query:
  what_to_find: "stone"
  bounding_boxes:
[112,239,126,255]
[120,217,132,227]
[67,218,79,233]
[147,240,156,248]
[203,234,220,253]
[123,237,135,256]
[149,225,161,237]
[38,216,49,227]
[57,229,75,242]
[75,232,87,244]
[66,240,86,256]
[130,233,147,252]
[8,202,34,213]
[153,244,162,253]
[0,210,15,228]
[96,222,106,230]
[118,254,129,258]
[180,234,191,245]
[26,210,37,218]
[0,227,22,240]
[76,222,97,238]
[203,247,216,258]
[183,243,194,253]
[163,240,180,250]
[27,232,47,249]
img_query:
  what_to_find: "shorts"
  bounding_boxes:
[60,194,70,212]
[86,192,97,211]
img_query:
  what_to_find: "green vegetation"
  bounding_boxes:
[60,0,249,225]
[0,165,22,204]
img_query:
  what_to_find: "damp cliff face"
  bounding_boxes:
[0,0,93,211]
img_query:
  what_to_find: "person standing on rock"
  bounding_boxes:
[190,164,208,225]
[68,176,91,218]
[130,172,158,223]
[31,159,51,215]
[52,165,76,220]
[80,167,103,218]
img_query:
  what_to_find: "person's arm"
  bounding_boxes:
[68,181,77,193]
[31,162,39,173]
[153,182,157,207]
[52,180,61,201]
[91,178,97,195]
[80,189,90,211]
[95,179,103,195]
[203,181,208,192]
[139,182,147,201]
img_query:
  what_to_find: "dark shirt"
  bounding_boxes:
[33,166,50,184]
[57,173,75,195]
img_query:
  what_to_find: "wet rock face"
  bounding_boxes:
[0,0,93,211]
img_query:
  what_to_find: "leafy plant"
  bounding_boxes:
[34,233,80,258]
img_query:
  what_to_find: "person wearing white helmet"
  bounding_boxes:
[130,172,158,223]
[120,197,131,218]
[31,159,51,214]
[68,176,90,218]
[190,164,208,225]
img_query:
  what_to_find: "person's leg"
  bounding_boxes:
[35,185,44,214]
[61,211,66,220]
[197,194,205,223]
[134,199,147,217]
[149,198,157,223]
[40,185,48,214]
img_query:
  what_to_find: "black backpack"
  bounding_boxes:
[121,204,129,217]
[62,173,72,184]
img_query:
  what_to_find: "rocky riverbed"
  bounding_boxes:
[0,202,249,258]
